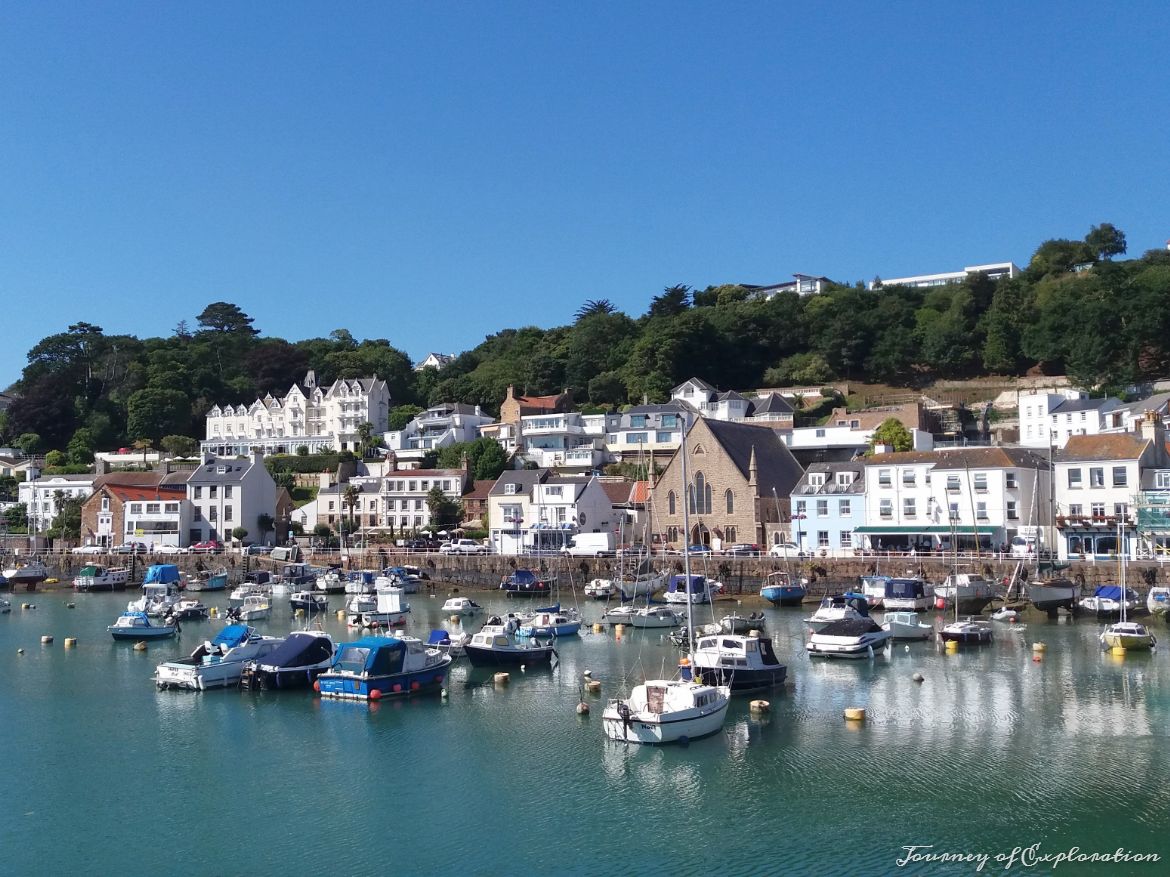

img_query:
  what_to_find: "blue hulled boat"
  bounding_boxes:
[499,569,553,599]
[760,571,806,607]
[316,635,452,701]
[108,611,177,640]
[516,604,582,637]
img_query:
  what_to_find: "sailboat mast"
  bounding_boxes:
[680,425,696,654]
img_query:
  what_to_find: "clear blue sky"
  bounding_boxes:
[2,2,1168,389]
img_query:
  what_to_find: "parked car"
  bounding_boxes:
[723,543,761,557]
[767,542,805,558]
[618,543,653,557]
[191,540,223,554]
[686,544,714,555]
[154,544,189,555]
[439,538,488,555]
[72,544,106,555]
[242,544,273,556]
[403,537,441,552]
[114,542,148,555]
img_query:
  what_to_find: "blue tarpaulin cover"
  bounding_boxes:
[143,564,181,584]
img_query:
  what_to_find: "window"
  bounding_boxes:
[1006,472,1018,488]
[1089,468,1104,488]
[125,520,135,534]
[815,429,826,438]
[878,469,892,487]
[328,501,335,511]
[661,414,678,428]
[209,485,217,498]
[546,486,563,497]
[816,499,828,517]
[817,531,829,547]
[504,483,517,495]
[795,500,806,515]
[976,502,988,520]
[903,498,916,517]
[840,531,852,548]
[1112,467,1127,487]
[409,481,417,492]
[656,431,672,443]
[725,526,736,542]
[630,415,647,429]
[145,503,160,514]
[668,491,676,515]
[949,503,960,521]
[209,507,217,521]
[224,485,232,498]
[1007,501,1018,520]
[1158,472,1170,490]
[414,499,423,510]
[809,473,826,488]
[101,497,109,512]
[879,499,893,518]
[1068,504,1083,517]
[689,472,712,515]
[1114,503,1128,518]
[224,506,232,522]
[726,490,734,514]
[421,480,429,491]
[1091,503,1105,517]
[1068,469,1082,489]
[194,486,202,500]
[627,433,648,444]
[165,503,178,514]
[667,526,679,543]
[836,472,853,486]
[839,499,851,516]
[1080,411,1087,422]
[973,474,988,492]
[130,503,142,515]
[946,475,961,492]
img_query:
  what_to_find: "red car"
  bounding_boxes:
[190,540,223,554]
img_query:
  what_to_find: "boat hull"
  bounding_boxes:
[317,660,452,700]
[760,586,805,606]
[602,697,729,745]
[806,632,892,658]
[464,644,555,667]
[1027,583,1077,613]
[109,625,176,640]
[694,665,787,693]
[240,664,329,690]
[938,627,993,645]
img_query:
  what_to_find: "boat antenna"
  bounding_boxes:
[680,424,696,656]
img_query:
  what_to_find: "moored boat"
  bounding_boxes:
[170,599,210,620]
[719,612,767,634]
[881,576,933,611]
[803,593,869,632]
[1100,621,1156,651]
[317,635,452,700]
[233,594,271,622]
[240,631,336,690]
[290,591,329,614]
[806,617,892,658]
[517,605,582,638]
[934,574,996,615]
[108,611,177,640]
[128,577,183,617]
[1026,577,1078,614]
[187,566,229,591]
[1079,586,1138,619]
[938,618,993,645]
[464,621,556,667]
[882,610,933,641]
[345,585,410,629]
[2,560,50,590]
[1148,586,1170,616]
[691,632,787,693]
[499,569,554,599]
[73,565,129,592]
[441,597,483,616]
[584,578,619,600]
[426,628,471,658]
[759,571,806,607]
[155,625,284,690]
[663,573,717,605]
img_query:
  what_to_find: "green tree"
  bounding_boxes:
[763,352,833,386]
[66,427,97,465]
[647,284,691,318]
[296,445,309,456]
[15,432,42,455]
[1085,222,1127,262]
[47,496,83,541]
[126,388,190,442]
[426,486,461,527]
[44,450,66,468]
[388,404,424,431]
[869,418,914,453]
[160,434,199,457]
[473,440,508,481]
[342,484,361,535]
[196,302,259,336]
[2,503,27,532]
[0,475,18,502]
[231,526,249,544]
[574,299,616,320]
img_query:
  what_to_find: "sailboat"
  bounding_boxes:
[602,425,730,745]
[1100,524,1156,651]
[938,521,993,645]
[1025,450,1077,613]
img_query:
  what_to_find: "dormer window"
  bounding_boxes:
[809,474,825,488]
[836,472,853,486]
[504,483,518,495]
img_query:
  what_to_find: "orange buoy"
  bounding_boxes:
[313,680,320,692]
[369,689,382,701]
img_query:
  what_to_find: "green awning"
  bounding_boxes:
[853,525,998,535]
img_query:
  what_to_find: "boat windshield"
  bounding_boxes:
[335,646,370,673]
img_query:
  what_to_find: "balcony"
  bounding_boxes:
[1056,514,1133,529]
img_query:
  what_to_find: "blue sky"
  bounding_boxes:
[2,2,1168,388]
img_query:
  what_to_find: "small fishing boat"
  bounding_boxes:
[1148,587,1170,616]
[155,625,285,690]
[934,574,996,615]
[108,611,177,640]
[499,569,554,599]
[938,618,994,645]
[617,571,668,601]
[803,593,869,632]
[1100,621,1156,651]
[806,618,892,658]
[1079,586,1138,619]
[229,581,271,607]
[128,578,183,618]
[345,585,410,629]
[187,566,228,592]
[234,594,271,622]
[441,597,483,616]
[290,591,329,614]
[621,605,683,629]
[759,571,806,607]
[719,612,767,634]
[72,565,129,592]
[1026,577,1078,614]
[386,565,424,594]
[860,574,889,608]
[240,631,336,690]
[880,576,934,611]
[170,599,210,621]
[584,578,619,600]
[315,567,346,594]
[316,635,452,700]
[464,621,556,667]
[882,610,933,641]
[426,629,471,658]
[663,574,717,605]
[602,670,729,745]
[517,605,582,638]
[343,570,377,595]
[2,560,50,590]
[691,632,787,693]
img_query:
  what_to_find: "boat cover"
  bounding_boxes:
[1094,586,1125,599]
[260,632,333,668]
[885,578,926,599]
[79,565,101,577]
[213,624,254,648]
[816,618,884,637]
[427,630,451,647]
[143,564,181,584]
[332,636,405,674]
[668,574,707,592]
[509,570,539,585]
[119,611,150,622]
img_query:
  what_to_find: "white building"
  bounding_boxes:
[384,403,495,466]
[606,402,695,463]
[1017,387,1125,449]
[414,353,455,371]
[185,453,278,546]
[868,261,1020,290]
[202,370,391,456]
[671,378,751,422]
[18,473,96,535]
[487,470,621,555]
[517,411,616,471]
[859,448,1050,553]
[744,274,834,298]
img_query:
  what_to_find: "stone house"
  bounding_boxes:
[648,418,805,550]
[499,385,574,426]
[80,481,189,550]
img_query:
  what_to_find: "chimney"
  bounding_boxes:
[251,448,264,468]
[1140,410,1164,443]
[386,450,398,473]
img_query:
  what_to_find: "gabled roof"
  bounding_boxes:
[866,448,1050,469]
[1056,434,1150,463]
[672,377,717,394]
[103,484,186,502]
[462,479,496,501]
[625,401,690,416]
[750,393,795,415]
[698,419,804,498]
[489,469,548,497]
[718,391,748,402]
[186,457,257,484]
[630,480,650,504]
[600,481,633,506]
[1110,392,1170,417]
[1049,396,1121,416]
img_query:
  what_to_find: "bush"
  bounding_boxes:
[296,445,309,456]
[266,453,340,474]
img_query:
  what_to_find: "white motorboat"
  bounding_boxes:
[108,611,177,640]
[234,594,271,622]
[618,571,667,601]
[880,576,934,611]
[426,629,472,658]
[803,593,869,633]
[72,565,129,592]
[584,578,619,600]
[154,624,285,690]
[663,574,719,605]
[343,571,377,594]
[1148,586,1170,616]
[690,632,787,693]
[934,573,996,615]
[1079,586,1139,618]
[290,591,329,614]
[517,606,582,638]
[170,599,210,620]
[229,582,271,607]
[938,618,994,645]
[346,585,410,629]
[441,597,483,616]
[128,582,182,618]
[990,606,1021,623]
[806,618,892,658]
[315,568,345,594]
[882,611,933,641]
[615,605,683,629]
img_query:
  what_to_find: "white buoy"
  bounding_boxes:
[64,637,78,648]
[576,702,590,715]
[750,699,770,714]
[441,688,448,699]
[40,635,53,644]
[844,707,866,722]
[583,670,592,678]
[912,672,924,683]
[133,641,148,651]
[17,648,24,655]
[493,672,510,685]
[586,679,601,694]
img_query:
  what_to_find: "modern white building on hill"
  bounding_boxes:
[384,403,495,466]
[202,371,391,456]
[867,261,1020,290]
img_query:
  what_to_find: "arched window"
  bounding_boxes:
[668,491,676,515]
[725,489,734,514]
[692,472,711,514]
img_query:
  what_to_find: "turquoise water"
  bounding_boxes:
[2,590,1168,876]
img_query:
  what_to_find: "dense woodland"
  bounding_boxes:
[3,223,1169,462]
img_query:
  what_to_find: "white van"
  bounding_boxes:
[562,532,616,557]
[1009,536,1037,558]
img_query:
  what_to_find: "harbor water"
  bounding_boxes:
[2,589,1168,875]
